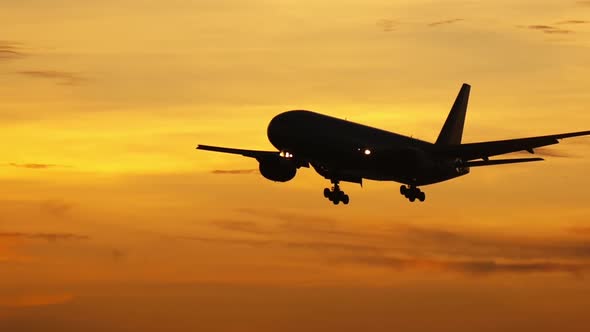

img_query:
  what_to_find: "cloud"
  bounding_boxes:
[211,220,272,235]
[376,19,397,32]
[0,232,89,242]
[39,200,73,218]
[111,248,126,261]
[526,25,573,34]
[576,1,590,6]
[428,18,464,27]
[0,41,26,60]
[0,294,74,308]
[7,163,60,169]
[0,199,74,219]
[556,20,589,24]
[211,169,257,175]
[17,70,86,86]
[234,209,590,260]
[338,255,589,276]
[568,227,590,235]
[173,235,382,254]
[394,224,590,261]
[178,209,590,277]
[172,235,272,248]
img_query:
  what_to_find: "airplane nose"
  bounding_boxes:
[267,112,290,149]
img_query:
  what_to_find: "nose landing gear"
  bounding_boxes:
[400,185,426,202]
[323,181,349,205]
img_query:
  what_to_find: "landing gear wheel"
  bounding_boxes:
[400,185,426,203]
[323,180,349,206]
[400,185,407,196]
[418,192,426,202]
[342,195,350,205]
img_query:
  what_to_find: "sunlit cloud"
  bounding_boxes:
[376,19,397,32]
[211,169,257,174]
[0,294,74,308]
[111,248,126,261]
[17,70,86,86]
[337,255,589,276]
[555,20,590,24]
[7,163,61,169]
[526,25,573,34]
[0,232,88,242]
[211,220,272,235]
[0,41,26,60]
[428,18,464,27]
[172,234,383,254]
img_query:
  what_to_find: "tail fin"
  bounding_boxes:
[435,83,470,145]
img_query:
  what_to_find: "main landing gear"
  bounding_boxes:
[400,185,426,202]
[323,181,349,205]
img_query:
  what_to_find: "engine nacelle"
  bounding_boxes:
[258,156,297,182]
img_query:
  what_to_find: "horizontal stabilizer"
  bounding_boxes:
[466,157,544,167]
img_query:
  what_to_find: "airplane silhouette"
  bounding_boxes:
[197,84,590,205]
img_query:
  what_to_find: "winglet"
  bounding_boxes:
[436,83,470,145]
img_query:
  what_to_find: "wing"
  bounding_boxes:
[438,130,590,161]
[197,144,279,160]
[197,144,309,168]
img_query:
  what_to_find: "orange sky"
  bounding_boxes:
[1,0,590,331]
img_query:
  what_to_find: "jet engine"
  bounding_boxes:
[258,156,297,182]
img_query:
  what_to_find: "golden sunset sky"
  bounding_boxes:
[1,0,590,331]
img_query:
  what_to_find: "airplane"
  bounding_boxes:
[197,83,590,205]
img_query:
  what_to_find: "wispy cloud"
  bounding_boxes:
[18,70,86,86]
[174,231,589,276]
[173,235,382,254]
[211,220,272,235]
[526,25,573,34]
[0,294,74,308]
[576,1,590,6]
[111,248,126,261]
[172,235,272,248]
[0,41,26,60]
[337,255,589,276]
[7,163,60,169]
[39,200,73,218]
[189,208,590,277]
[376,19,397,32]
[568,227,590,235]
[556,20,589,24]
[428,18,464,27]
[211,169,257,175]
[0,232,88,242]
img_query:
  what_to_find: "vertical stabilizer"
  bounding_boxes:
[436,83,470,145]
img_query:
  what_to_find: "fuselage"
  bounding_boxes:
[266,110,468,186]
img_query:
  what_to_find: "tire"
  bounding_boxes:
[323,188,330,198]
[418,192,426,202]
[400,185,407,195]
[342,195,350,205]
[332,198,340,205]
[409,196,416,202]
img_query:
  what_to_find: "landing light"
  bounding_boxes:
[364,149,372,156]
[280,151,293,158]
